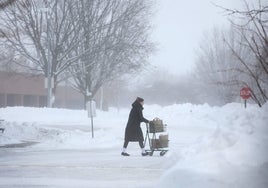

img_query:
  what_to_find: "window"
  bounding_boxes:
[7,94,16,106]
[23,95,36,107]
[0,94,5,107]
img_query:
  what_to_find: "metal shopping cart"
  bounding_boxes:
[144,118,169,156]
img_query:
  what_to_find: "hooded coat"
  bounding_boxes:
[124,100,149,142]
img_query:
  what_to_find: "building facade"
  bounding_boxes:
[0,71,84,109]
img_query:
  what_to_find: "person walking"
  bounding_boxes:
[121,97,150,156]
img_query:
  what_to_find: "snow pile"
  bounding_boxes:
[157,103,268,188]
[0,107,125,149]
[0,103,267,188]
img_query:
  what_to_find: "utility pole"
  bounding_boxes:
[40,7,52,107]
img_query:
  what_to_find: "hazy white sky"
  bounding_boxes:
[150,0,256,76]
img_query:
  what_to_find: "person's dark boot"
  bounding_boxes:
[0,128,4,133]
[121,152,130,156]
[141,152,149,156]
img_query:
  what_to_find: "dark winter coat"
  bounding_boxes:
[124,100,149,142]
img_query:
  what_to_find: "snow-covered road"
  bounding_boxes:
[0,123,211,188]
[0,144,174,187]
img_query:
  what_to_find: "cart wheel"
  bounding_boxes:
[160,151,167,156]
[149,151,154,156]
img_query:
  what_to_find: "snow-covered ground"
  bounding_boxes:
[0,102,267,187]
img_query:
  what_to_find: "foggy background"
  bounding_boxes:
[0,0,267,109]
[109,0,265,107]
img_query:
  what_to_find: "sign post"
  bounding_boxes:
[87,100,96,138]
[240,87,251,108]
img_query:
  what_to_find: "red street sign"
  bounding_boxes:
[240,87,251,100]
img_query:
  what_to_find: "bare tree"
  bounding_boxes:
[0,45,17,72]
[0,0,81,107]
[194,0,268,106]
[0,0,16,67]
[68,0,154,105]
[0,0,15,9]
[221,0,268,106]
[193,27,247,105]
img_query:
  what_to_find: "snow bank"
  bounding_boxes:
[157,103,268,188]
[0,103,267,188]
[0,106,127,149]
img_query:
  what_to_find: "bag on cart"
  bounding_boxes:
[149,118,165,133]
[159,134,169,148]
[151,139,160,148]
[150,135,169,148]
